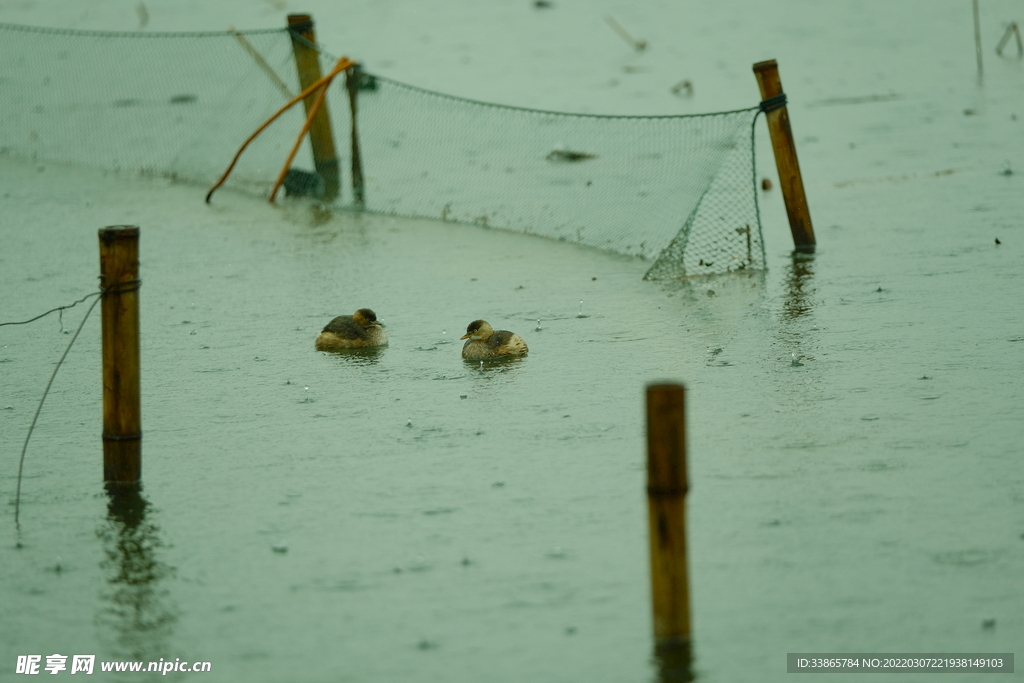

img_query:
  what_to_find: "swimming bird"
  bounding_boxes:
[460,320,528,359]
[315,308,387,350]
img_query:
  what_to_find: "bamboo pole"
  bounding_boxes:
[646,383,691,665]
[287,14,340,200]
[752,60,816,252]
[99,226,141,485]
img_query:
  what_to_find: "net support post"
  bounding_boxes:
[345,64,366,207]
[99,226,142,486]
[646,383,693,679]
[752,59,816,253]
[287,14,341,200]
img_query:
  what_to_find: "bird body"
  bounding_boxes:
[460,320,528,359]
[315,308,388,350]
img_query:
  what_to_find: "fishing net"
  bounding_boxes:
[0,23,765,278]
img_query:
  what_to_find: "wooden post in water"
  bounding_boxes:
[752,60,816,252]
[646,383,692,676]
[99,226,142,485]
[345,64,366,207]
[287,13,341,200]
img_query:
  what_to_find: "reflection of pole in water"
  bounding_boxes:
[782,252,816,321]
[96,484,176,661]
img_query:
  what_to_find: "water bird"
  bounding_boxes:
[315,308,388,350]
[460,320,528,359]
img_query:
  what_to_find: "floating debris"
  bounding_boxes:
[995,21,1023,57]
[670,79,693,97]
[546,149,596,162]
[761,177,773,190]
[605,15,647,51]
[806,93,901,108]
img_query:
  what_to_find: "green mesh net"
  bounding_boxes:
[0,23,766,278]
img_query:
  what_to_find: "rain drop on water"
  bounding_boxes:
[577,300,585,318]
[535,319,542,331]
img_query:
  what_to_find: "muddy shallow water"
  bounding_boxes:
[3,1,1024,681]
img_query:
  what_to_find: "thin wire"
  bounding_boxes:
[13,291,102,528]
[751,109,766,265]
[0,291,101,328]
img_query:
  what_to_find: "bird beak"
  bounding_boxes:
[460,333,471,340]
[371,320,384,328]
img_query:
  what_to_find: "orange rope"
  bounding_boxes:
[269,69,333,203]
[205,56,354,203]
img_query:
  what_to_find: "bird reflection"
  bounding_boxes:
[96,484,176,661]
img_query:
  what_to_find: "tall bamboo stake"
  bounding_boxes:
[752,60,816,252]
[287,14,341,200]
[646,382,692,677]
[99,226,141,485]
